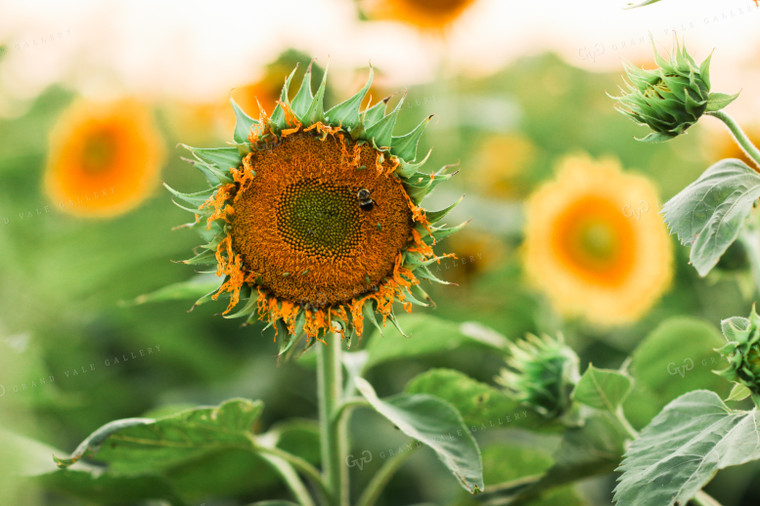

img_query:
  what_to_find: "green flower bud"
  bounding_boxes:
[613,38,738,143]
[496,333,580,418]
[716,307,760,396]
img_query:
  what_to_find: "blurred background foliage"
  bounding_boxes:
[1,17,760,503]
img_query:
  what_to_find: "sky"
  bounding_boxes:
[0,0,758,116]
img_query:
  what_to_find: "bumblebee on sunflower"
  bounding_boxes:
[168,63,461,354]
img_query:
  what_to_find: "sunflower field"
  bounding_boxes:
[3,1,760,505]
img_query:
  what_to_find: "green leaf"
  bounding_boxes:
[472,444,586,506]
[404,368,546,429]
[38,470,187,505]
[573,364,633,412]
[662,158,760,276]
[54,399,262,474]
[121,274,221,306]
[615,390,760,506]
[514,411,628,502]
[726,383,751,402]
[362,314,506,371]
[624,317,729,428]
[268,419,321,465]
[355,377,484,493]
[706,91,740,112]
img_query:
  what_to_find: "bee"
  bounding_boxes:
[356,188,377,211]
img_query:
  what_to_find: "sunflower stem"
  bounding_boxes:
[693,490,723,506]
[738,226,760,296]
[318,331,348,506]
[355,443,419,506]
[707,110,760,169]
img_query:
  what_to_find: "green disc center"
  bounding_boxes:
[276,179,363,259]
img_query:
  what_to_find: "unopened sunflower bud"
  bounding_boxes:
[496,333,580,418]
[613,38,738,143]
[716,307,760,396]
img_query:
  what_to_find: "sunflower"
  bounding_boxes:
[169,64,460,352]
[364,0,478,31]
[523,155,672,326]
[45,99,164,218]
[467,134,536,199]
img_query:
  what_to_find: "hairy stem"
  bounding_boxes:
[692,489,723,506]
[255,443,329,504]
[258,452,317,506]
[707,110,760,169]
[738,226,760,296]
[318,332,348,506]
[355,444,419,506]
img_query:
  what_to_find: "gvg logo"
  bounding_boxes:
[578,43,605,63]
[345,450,372,471]
[623,200,650,220]
[667,358,695,378]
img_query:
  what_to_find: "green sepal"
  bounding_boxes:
[179,249,217,266]
[426,195,464,224]
[415,265,456,286]
[279,66,300,104]
[401,285,432,307]
[325,66,373,131]
[420,221,469,245]
[170,198,203,216]
[707,91,740,112]
[635,131,677,143]
[269,103,287,133]
[408,283,434,307]
[163,183,214,207]
[182,145,241,174]
[396,148,432,179]
[290,63,314,120]
[391,114,434,161]
[223,293,259,320]
[198,220,225,244]
[230,97,257,146]
[406,165,459,202]
[181,158,233,186]
[362,300,386,337]
[302,61,329,126]
[191,285,222,309]
[364,94,405,150]
[362,96,390,126]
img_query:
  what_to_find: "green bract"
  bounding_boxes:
[496,333,580,418]
[613,39,738,143]
[716,308,760,396]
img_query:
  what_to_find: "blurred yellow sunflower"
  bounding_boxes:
[45,99,164,218]
[468,134,536,199]
[365,0,478,31]
[523,155,672,325]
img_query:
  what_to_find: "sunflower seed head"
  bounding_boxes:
[496,333,580,419]
[612,37,736,143]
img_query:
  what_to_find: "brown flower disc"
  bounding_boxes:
[231,132,413,308]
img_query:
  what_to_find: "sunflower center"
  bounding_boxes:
[576,222,617,262]
[80,129,118,174]
[551,195,636,286]
[276,179,362,259]
[230,132,413,307]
